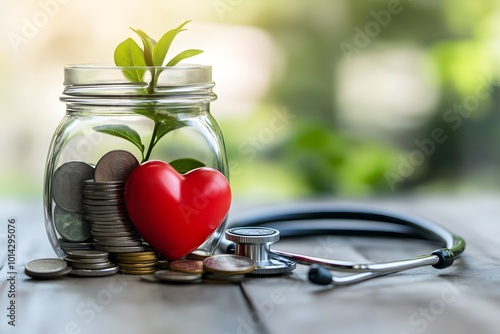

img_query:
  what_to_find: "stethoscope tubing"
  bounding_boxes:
[227,205,466,278]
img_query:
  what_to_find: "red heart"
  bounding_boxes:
[125,160,231,261]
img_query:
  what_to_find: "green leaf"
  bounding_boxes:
[114,38,147,82]
[152,20,191,66]
[93,124,145,155]
[130,28,157,66]
[166,49,204,66]
[169,158,205,174]
[154,115,186,143]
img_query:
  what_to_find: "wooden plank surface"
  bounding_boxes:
[1,197,500,334]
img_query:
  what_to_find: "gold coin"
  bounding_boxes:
[115,251,157,258]
[170,260,204,274]
[117,262,157,269]
[119,268,156,275]
[114,256,158,263]
[203,255,255,275]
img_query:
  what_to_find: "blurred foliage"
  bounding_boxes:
[222,0,500,198]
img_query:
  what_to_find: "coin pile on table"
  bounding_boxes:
[142,254,255,284]
[64,250,118,277]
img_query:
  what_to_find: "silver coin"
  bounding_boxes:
[94,150,139,182]
[94,245,148,253]
[69,265,119,277]
[93,240,143,247]
[85,215,130,222]
[61,245,94,252]
[84,180,125,187]
[155,270,202,283]
[84,198,125,206]
[54,206,91,242]
[90,222,135,229]
[89,219,133,224]
[91,230,139,237]
[84,205,127,212]
[25,258,72,279]
[59,240,94,251]
[52,161,95,212]
[70,261,116,270]
[93,235,142,241]
[64,256,109,265]
[66,250,109,258]
[85,211,129,217]
[82,193,124,200]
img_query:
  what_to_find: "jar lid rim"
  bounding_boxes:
[64,63,212,71]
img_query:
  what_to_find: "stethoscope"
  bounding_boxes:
[221,205,466,286]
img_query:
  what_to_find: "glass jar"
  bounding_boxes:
[43,65,228,258]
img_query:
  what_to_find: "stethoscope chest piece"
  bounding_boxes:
[225,227,296,276]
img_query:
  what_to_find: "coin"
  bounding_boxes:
[66,250,109,259]
[203,255,256,275]
[84,198,125,206]
[94,245,148,253]
[64,257,109,264]
[25,258,72,279]
[52,161,95,212]
[120,268,156,275]
[170,260,204,274]
[93,239,143,246]
[58,238,94,251]
[84,180,125,188]
[115,256,157,264]
[69,265,119,277]
[118,262,156,269]
[187,250,213,260]
[115,250,157,257]
[90,230,139,237]
[69,261,116,270]
[154,270,202,283]
[94,150,139,182]
[54,206,91,242]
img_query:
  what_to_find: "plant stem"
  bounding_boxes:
[143,120,159,163]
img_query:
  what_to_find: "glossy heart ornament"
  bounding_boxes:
[125,161,231,261]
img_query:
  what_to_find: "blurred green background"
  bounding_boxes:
[0,0,499,200]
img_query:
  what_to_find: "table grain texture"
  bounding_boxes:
[1,196,499,334]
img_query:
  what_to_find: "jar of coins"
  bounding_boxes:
[44,65,228,259]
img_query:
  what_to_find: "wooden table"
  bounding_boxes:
[1,196,499,334]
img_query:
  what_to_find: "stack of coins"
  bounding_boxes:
[113,250,158,275]
[64,250,119,277]
[83,180,147,253]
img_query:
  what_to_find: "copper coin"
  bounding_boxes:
[94,150,139,182]
[203,255,255,275]
[170,260,204,274]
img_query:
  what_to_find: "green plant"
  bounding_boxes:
[94,21,204,170]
